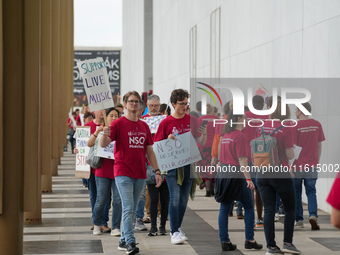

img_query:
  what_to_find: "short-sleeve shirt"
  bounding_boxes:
[256,121,294,168]
[75,115,82,126]
[242,111,269,162]
[197,114,219,148]
[84,120,102,174]
[95,158,115,179]
[153,114,202,142]
[293,119,325,170]
[220,130,247,166]
[67,118,74,129]
[109,116,153,179]
[327,172,340,210]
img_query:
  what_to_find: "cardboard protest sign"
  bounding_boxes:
[75,126,91,178]
[77,57,114,112]
[94,131,115,159]
[153,132,202,172]
[143,115,167,133]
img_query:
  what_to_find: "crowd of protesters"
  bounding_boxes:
[67,89,340,255]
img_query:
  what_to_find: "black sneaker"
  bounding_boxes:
[126,242,139,254]
[206,190,211,197]
[221,242,237,251]
[148,226,158,236]
[245,240,263,250]
[118,241,127,251]
[159,226,167,235]
[266,246,284,254]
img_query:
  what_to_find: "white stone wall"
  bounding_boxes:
[123,0,340,213]
[121,0,145,96]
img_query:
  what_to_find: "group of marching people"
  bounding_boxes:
[68,89,340,255]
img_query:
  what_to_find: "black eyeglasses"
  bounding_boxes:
[127,100,140,105]
[176,102,189,107]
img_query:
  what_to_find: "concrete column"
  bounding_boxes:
[41,0,53,193]
[51,0,61,175]
[0,0,3,215]
[0,0,25,253]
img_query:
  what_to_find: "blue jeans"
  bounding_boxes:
[135,183,146,219]
[88,173,110,226]
[276,193,281,213]
[115,176,145,244]
[236,201,243,213]
[93,176,122,229]
[82,178,88,186]
[257,177,295,248]
[293,170,318,221]
[218,179,254,242]
[166,165,193,234]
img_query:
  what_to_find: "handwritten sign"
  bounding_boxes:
[77,57,114,111]
[94,131,115,159]
[153,132,202,172]
[143,115,167,133]
[75,126,91,178]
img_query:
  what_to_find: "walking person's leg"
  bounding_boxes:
[111,179,122,234]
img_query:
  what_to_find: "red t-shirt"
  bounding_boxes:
[293,119,325,170]
[242,111,269,162]
[220,130,247,166]
[256,121,294,167]
[84,120,102,174]
[153,114,202,142]
[143,114,150,118]
[95,158,115,179]
[197,114,219,148]
[75,115,82,126]
[327,172,340,210]
[108,116,153,179]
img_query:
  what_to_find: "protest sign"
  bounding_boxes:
[94,131,115,159]
[75,126,91,178]
[77,57,114,126]
[153,132,202,172]
[143,115,166,133]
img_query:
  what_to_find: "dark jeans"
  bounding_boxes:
[218,179,255,243]
[257,177,296,248]
[148,182,169,227]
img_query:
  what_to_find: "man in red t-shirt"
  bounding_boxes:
[327,172,340,229]
[153,89,207,245]
[75,109,82,127]
[293,102,325,230]
[101,91,162,254]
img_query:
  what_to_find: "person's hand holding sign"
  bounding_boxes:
[103,126,110,137]
[168,134,176,140]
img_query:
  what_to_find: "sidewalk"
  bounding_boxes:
[23,151,340,254]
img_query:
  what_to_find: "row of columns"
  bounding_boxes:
[0,0,74,254]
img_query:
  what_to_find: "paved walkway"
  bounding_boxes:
[23,151,340,254]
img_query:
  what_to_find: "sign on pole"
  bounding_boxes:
[77,57,114,112]
[75,126,91,178]
[153,132,202,172]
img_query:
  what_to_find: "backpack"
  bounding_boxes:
[250,126,284,168]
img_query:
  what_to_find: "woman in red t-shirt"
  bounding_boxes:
[255,98,300,254]
[327,172,340,229]
[215,110,262,252]
[88,107,122,236]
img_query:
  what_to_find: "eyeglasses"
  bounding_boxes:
[127,100,140,105]
[149,104,160,107]
[176,102,189,107]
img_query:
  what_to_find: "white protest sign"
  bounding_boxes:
[94,132,115,159]
[68,108,77,127]
[75,126,91,178]
[77,57,114,111]
[289,145,302,165]
[142,115,167,133]
[153,132,202,172]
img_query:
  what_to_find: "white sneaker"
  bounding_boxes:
[171,231,184,245]
[110,228,121,236]
[178,228,188,241]
[274,213,279,222]
[93,225,101,235]
[295,220,304,228]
